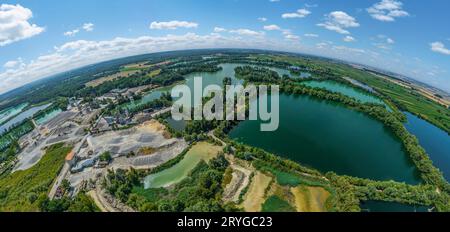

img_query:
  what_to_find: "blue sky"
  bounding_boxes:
[0,0,449,94]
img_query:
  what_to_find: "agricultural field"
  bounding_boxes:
[291,186,331,212]
[240,171,272,212]
[85,70,142,87]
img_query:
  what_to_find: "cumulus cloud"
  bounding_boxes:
[2,31,445,94]
[317,11,359,34]
[304,33,318,37]
[64,29,80,37]
[282,9,311,19]
[3,58,24,69]
[0,4,44,46]
[430,42,450,55]
[367,0,409,22]
[229,28,264,36]
[343,36,355,42]
[82,23,94,31]
[213,27,226,33]
[263,24,281,31]
[284,34,300,40]
[64,23,94,36]
[149,20,198,30]
[262,24,299,40]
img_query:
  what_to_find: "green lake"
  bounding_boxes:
[301,80,387,106]
[144,142,220,189]
[131,63,298,110]
[229,94,421,184]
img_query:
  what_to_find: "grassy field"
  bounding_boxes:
[261,195,295,212]
[291,185,330,212]
[146,69,162,78]
[0,143,72,211]
[240,171,272,212]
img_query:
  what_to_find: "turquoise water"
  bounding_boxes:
[144,143,218,189]
[0,103,28,125]
[125,63,306,111]
[301,80,387,106]
[0,104,51,134]
[35,108,62,125]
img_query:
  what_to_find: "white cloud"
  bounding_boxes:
[3,58,24,69]
[269,0,280,2]
[262,25,299,40]
[2,32,447,94]
[229,29,264,36]
[386,38,395,44]
[0,4,44,46]
[282,9,311,19]
[263,24,281,31]
[64,29,80,37]
[367,0,409,22]
[304,33,318,37]
[82,23,94,32]
[213,27,226,33]
[343,36,355,42]
[64,23,94,36]
[317,11,359,34]
[257,17,267,22]
[3,60,18,69]
[285,34,300,40]
[149,20,198,30]
[430,42,450,55]
[315,41,332,49]
[332,45,366,54]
